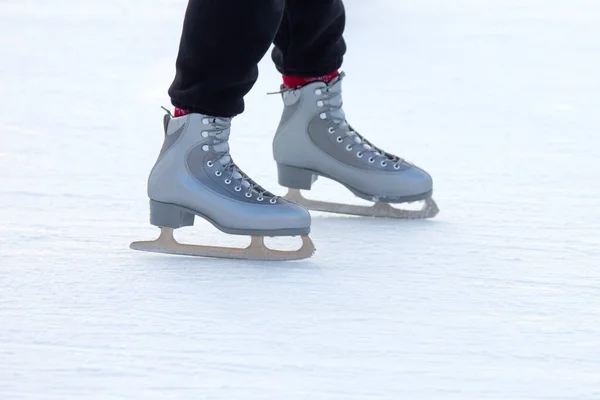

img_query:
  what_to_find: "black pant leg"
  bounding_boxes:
[272,0,347,77]
[168,0,286,117]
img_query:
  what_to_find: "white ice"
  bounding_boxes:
[1,0,600,399]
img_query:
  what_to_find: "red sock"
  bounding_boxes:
[282,71,340,89]
[174,107,190,117]
[172,72,339,115]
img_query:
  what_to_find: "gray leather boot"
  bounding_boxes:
[273,73,438,219]
[130,111,314,261]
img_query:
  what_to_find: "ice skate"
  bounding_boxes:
[273,72,439,219]
[131,110,315,260]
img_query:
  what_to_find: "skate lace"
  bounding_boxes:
[203,117,278,203]
[320,74,405,168]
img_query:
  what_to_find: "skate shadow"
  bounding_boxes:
[310,211,442,229]
[143,253,318,270]
[306,211,446,255]
[135,254,321,292]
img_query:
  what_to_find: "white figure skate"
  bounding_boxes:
[273,73,439,219]
[131,110,315,260]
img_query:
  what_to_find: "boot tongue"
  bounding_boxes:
[326,75,344,117]
[327,83,353,137]
[212,125,231,156]
[211,131,252,189]
[213,141,229,155]
[326,79,375,152]
[326,74,343,93]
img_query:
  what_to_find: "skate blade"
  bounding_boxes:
[130,228,315,261]
[284,189,439,219]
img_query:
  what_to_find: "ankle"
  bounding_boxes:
[174,107,190,117]
[282,71,339,89]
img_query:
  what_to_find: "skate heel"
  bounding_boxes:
[277,164,317,190]
[149,200,195,229]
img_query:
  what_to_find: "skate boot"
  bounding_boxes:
[130,110,315,260]
[273,72,439,219]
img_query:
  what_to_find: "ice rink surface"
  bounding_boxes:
[1,0,599,399]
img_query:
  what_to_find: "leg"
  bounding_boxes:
[272,0,347,78]
[132,0,315,260]
[168,0,286,117]
[270,1,439,219]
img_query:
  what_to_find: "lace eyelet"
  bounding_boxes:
[317,100,324,107]
[224,179,231,184]
[245,192,252,198]
[368,157,375,163]
[315,89,322,96]
[336,136,343,143]
[357,152,363,158]
[201,131,209,137]
[270,198,277,204]
[319,113,327,120]
[393,164,400,170]
[257,196,264,202]
[215,171,222,176]
[234,186,242,192]
[381,161,388,167]
[202,145,209,151]
[345,144,352,151]
[207,161,213,167]
[328,127,335,134]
